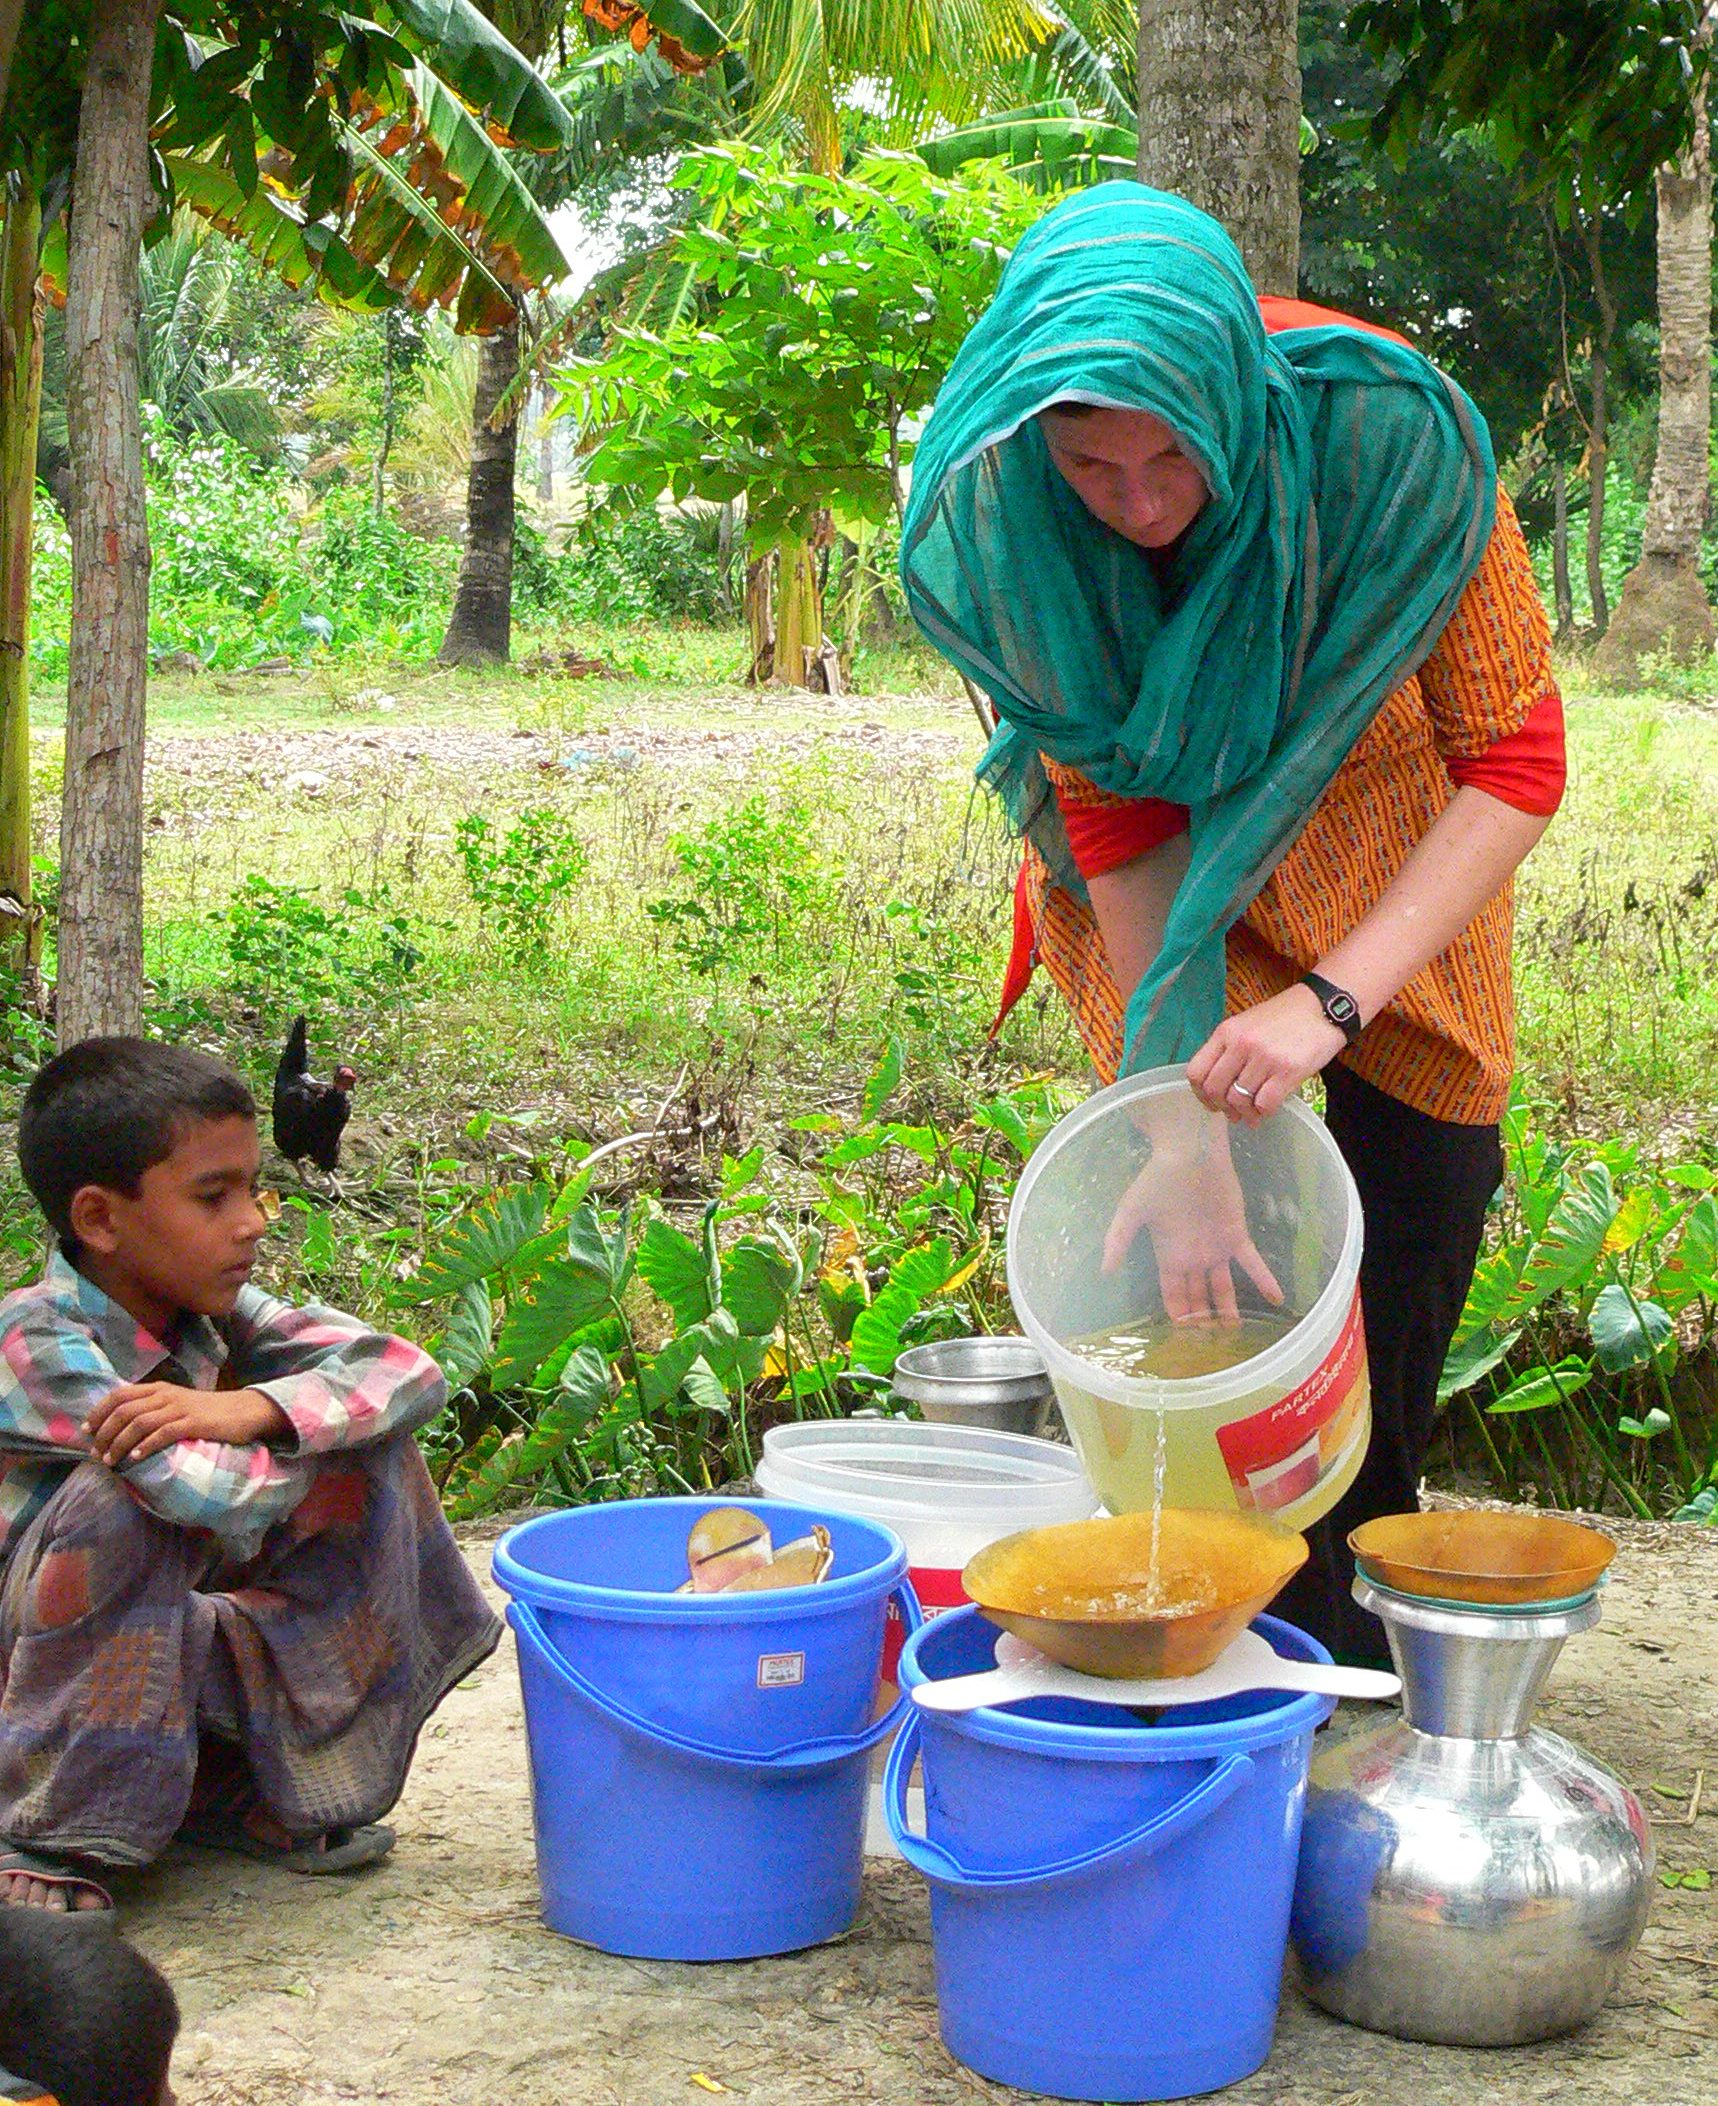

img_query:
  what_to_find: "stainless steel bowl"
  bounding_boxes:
[889,1335,1058,1437]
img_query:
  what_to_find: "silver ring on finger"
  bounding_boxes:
[1231,1084,1254,1100]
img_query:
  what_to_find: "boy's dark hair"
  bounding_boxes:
[0,1911,179,2106]
[18,1037,256,1253]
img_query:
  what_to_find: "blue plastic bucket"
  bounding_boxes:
[887,1605,1333,2101]
[494,1497,916,1961]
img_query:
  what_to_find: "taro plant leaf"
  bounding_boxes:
[679,1358,732,1417]
[1436,1322,1522,1403]
[1674,1482,1718,1523]
[435,1277,494,1391]
[1618,1407,1673,1440]
[641,1310,744,1411]
[1449,1245,1525,1350]
[398,1181,552,1301]
[1485,1358,1592,1415]
[1496,1163,1619,1323]
[446,1432,530,1521]
[637,1218,715,1329]
[1589,1285,1675,1375]
[861,1035,905,1122]
[721,1146,766,1198]
[518,1350,612,1469]
[1661,1195,1718,1314]
[491,1260,617,1386]
[972,1095,1033,1160]
[722,1230,805,1337]
[563,1204,634,1297]
[1602,1188,1657,1256]
[850,1237,956,1376]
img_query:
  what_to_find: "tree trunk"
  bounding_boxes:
[0,174,43,981]
[1135,0,1301,294]
[1550,457,1576,646]
[439,319,520,666]
[744,550,774,681]
[534,382,554,504]
[1594,70,1715,680]
[371,307,396,518]
[771,534,822,689]
[58,0,161,1049]
[0,0,24,125]
[1578,211,1616,639]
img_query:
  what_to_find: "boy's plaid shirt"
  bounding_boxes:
[0,1252,448,1565]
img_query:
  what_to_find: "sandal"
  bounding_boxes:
[0,1847,116,1920]
[178,1808,396,1875]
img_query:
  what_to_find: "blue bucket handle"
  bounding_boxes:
[508,1583,921,1779]
[883,1708,1253,1891]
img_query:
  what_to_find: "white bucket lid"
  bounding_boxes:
[756,1420,1097,1532]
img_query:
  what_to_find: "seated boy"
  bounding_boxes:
[0,1908,180,2104]
[0,1038,501,1916]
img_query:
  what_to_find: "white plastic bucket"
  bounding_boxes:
[1008,1066,1368,1533]
[755,1419,1098,1681]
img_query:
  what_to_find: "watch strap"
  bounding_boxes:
[1301,971,1365,1048]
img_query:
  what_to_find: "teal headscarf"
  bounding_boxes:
[900,183,1496,1071]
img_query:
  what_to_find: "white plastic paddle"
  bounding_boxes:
[910,1628,1400,1715]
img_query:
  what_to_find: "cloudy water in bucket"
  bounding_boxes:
[1073,1314,1295,1382]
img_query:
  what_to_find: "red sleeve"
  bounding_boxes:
[1053,780,1189,878]
[1445,691,1566,816]
[1258,295,1414,350]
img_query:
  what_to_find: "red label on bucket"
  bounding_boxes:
[1214,1286,1368,1515]
[882,1565,968,1682]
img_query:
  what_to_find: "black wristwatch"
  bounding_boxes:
[1301,971,1364,1047]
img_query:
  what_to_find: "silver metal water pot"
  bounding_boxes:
[889,1335,1058,1438]
[1290,1576,1654,2046]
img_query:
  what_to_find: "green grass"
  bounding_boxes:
[7,633,1718,1322]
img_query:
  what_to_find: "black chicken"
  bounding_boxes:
[272,1016,355,1176]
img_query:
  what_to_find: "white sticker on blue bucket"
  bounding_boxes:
[757,1650,806,1690]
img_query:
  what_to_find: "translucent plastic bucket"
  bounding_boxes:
[755,1420,1098,1682]
[1008,1066,1368,1532]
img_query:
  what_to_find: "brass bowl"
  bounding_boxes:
[963,1508,1308,1680]
[1349,1510,1616,1607]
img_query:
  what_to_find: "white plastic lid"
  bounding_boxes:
[756,1420,1096,1531]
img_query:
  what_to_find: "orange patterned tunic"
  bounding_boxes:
[1023,487,1558,1125]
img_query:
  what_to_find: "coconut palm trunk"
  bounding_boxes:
[1594,63,1714,680]
[0,172,42,981]
[1135,0,1301,294]
[438,318,521,666]
[58,0,162,1048]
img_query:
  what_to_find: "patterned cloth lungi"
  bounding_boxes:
[0,1433,500,1865]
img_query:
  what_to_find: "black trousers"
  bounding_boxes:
[1271,1062,1503,1664]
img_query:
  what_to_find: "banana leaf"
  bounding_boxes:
[386,0,579,148]
[165,155,395,311]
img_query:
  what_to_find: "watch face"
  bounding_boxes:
[1329,994,1359,1027]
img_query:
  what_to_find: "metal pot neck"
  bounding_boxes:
[1354,1577,1601,1739]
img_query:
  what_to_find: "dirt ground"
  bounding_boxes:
[127,1508,1716,2106]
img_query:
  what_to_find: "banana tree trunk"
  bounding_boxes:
[439,318,519,667]
[58,0,161,1049]
[773,534,821,688]
[0,174,42,980]
[1135,0,1301,294]
[1595,67,1714,680]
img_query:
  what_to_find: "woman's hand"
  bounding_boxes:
[1187,985,1347,1127]
[1102,1097,1284,1322]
